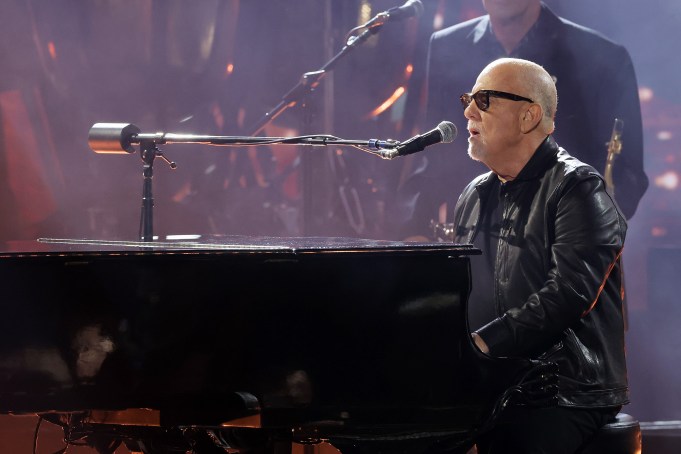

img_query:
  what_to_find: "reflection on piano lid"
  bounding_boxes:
[0,235,532,454]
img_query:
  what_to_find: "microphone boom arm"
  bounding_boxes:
[88,123,401,161]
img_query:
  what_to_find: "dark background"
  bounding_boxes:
[1,0,681,440]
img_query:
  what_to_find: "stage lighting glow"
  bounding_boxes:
[654,170,680,191]
[48,41,57,60]
[639,86,654,102]
[368,86,406,118]
[657,130,673,141]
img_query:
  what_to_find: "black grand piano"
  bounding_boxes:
[0,236,539,454]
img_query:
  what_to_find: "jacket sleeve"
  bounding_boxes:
[475,174,626,357]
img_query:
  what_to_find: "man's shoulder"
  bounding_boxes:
[533,138,602,184]
[431,16,486,43]
[554,15,626,53]
[555,147,601,180]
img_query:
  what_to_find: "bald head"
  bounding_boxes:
[464,58,558,179]
[479,58,558,133]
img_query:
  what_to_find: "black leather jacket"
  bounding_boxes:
[453,136,628,408]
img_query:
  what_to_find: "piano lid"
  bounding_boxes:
[0,235,480,257]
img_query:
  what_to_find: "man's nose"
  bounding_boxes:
[464,101,480,120]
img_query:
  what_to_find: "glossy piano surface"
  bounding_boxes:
[0,236,523,453]
[0,235,480,255]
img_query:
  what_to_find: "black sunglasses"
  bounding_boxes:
[460,89,534,111]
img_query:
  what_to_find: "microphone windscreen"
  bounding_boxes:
[437,121,457,143]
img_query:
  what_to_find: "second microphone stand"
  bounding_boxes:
[249,23,383,136]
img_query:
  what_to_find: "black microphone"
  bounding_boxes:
[365,0,424,28]
[382,121,457,159]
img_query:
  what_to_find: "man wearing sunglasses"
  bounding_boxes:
[452,57,628,453]
[397,0,647,240]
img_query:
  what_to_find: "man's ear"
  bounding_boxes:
[520,103,543,133]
